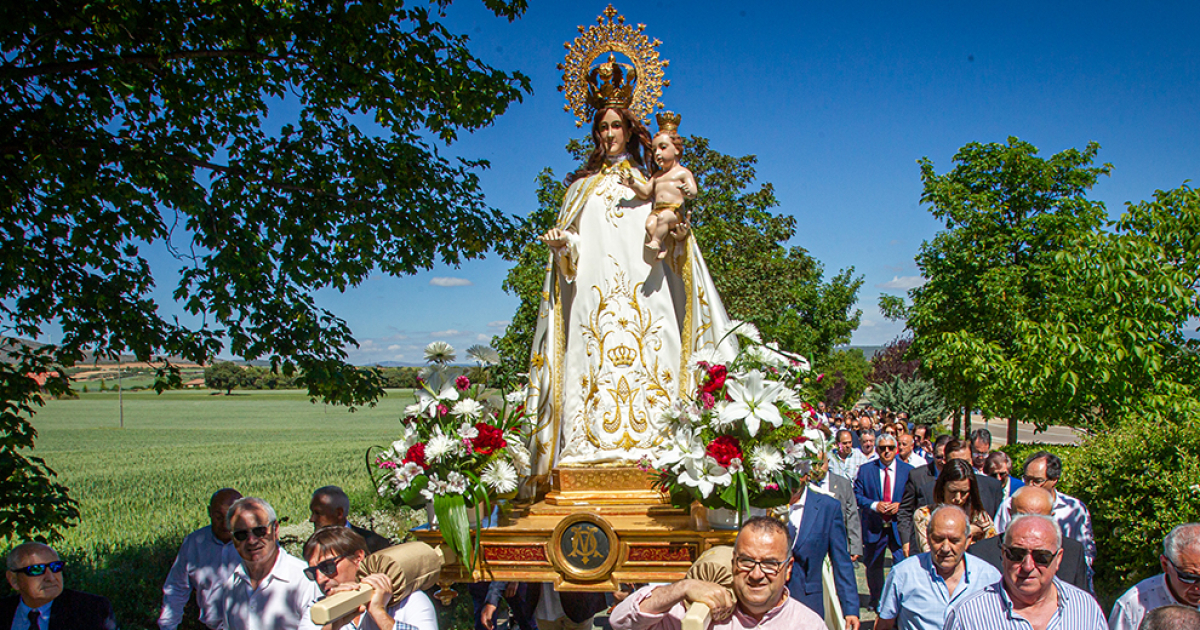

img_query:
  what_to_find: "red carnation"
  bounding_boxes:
[455,375,471,391]
[471,423,508,455]
[403,442,429,470]
[705,435,743,468]
[701,364,728,394]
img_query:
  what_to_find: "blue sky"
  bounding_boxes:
[133,1,1200,365]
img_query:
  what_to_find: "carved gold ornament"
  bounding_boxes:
[558,4,669,127]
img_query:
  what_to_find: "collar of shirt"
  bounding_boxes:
[732,587,793,626]
[998,577,1069,620]
[14,599,53,625]
[231,547,293,589]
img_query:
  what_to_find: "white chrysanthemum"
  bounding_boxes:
[451,399,483,420]
[467,345,501,366]
[424,341,457,364]
[425,431,457,463]
[482,460,519,494]
[729,320,763,343]
[749,445,784,482]
[692,347,725,368]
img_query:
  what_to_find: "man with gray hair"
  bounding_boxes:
[3,542,116,630]
[221,497,321,630]
[876,505,1000,630]
[1109,523,1200,630]
[159,487,242,630]
[309,486,390,553]
[854,432,912,611]
[944,514,1105,629]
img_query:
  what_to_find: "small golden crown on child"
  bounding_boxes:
[656,111,681,134]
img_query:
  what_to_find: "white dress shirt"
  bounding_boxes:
[222,547,322,630]
[1108,574,1187,630]
[300,590,438,630]
[159,525,241,629]
[871,460,899,512]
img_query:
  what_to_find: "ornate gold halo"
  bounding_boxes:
[558,5,670,127]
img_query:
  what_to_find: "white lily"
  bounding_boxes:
[719,370,785,436]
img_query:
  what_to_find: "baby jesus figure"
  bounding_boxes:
[621,112,698,260]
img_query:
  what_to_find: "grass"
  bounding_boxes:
[6,388,433,629]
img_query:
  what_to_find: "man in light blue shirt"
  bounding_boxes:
[875,505,1000,630]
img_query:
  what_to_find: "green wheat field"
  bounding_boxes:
[9,389,425,629]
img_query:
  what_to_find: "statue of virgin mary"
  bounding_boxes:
[522,7,739,494]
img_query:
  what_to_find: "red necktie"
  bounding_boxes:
[882,466,893,521]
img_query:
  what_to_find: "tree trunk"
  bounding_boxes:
[1007,416,1018,446]
[952,405,962,438]
[964,398,973,438]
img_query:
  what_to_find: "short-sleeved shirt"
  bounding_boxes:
[300,590,439,630]
[1108,574,1186,630]
[609,584,825,630]
[943,578,1107,630]
[878,552,1000,630]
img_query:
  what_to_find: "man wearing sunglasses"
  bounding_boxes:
[610,516,825,630]
[854,433,912,612]
[159,487,243,630]
[2,542,116,630]
[944,514,1105,629]
[1109,523,1200,630]
[221,497,321,630]
[966,486,1089,593]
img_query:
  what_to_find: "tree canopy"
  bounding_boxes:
[1,0,531,540]
[883,137,1200,441]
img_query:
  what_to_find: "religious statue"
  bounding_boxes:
[621,112,698,260]
[521,6,739,497]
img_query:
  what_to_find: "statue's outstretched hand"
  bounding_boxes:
[540,228,568,249]
[670,221,690,241]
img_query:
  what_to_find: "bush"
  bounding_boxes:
[868,376,948,425]
[1059,414,1200,606]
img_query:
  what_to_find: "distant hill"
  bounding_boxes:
[846,345,885,360]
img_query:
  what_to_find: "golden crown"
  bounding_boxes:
[656,111,680,135]
[558,5,669,127]
[607,345,638,368]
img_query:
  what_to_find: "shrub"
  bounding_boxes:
[1059,413,1200,605]
[868,376,949,425]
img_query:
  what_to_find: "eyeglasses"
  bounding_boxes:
[1002,546,1058,567]
[232,523,275,542]
[878,445,897,452]
[304,554,350,581]
[989,471,1009,481]
[1168,560,1200,585]
[1023,475,1048,485]
[11,561,65,577]
[734,555,788,576]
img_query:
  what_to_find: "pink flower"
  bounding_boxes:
[765,483,779,491]
[700,392,716,409]
[378,460,398,470]
[815,373,824,384]
[455,375,470,391]
[436,404,449,416]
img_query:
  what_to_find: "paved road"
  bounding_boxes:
[966,415,1085,446]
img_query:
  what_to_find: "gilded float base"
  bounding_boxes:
[543,466,669,506]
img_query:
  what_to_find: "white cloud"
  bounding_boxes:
[476,333,491,341]
[429,277,473,287]
[860,318,877,328]
[387,344,402,351]
[430,329,461,337]
[487,320,511,329]
[876,275,927,290]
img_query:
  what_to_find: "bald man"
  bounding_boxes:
[967,486,1090,592]
[159,488,243,630]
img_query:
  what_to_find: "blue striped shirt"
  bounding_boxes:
[942,578,1106,630]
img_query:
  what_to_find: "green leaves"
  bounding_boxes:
[1,0,531,540]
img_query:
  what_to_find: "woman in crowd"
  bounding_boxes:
[910,459,998,553]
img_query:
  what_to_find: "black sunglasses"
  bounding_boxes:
[11,561,65,577]
[304,554,350,581]
[1003,546,1058,567]
[878,445,897,452]
[232,523,274,542]
[1169,560,1200,585]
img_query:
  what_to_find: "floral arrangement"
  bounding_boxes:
[369,341,530,567]
[649,324,830,522]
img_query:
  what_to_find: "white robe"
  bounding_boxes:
[523,156,738,494]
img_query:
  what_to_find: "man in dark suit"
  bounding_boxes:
[810,454,863,561]
[967,485,1090,593]
[309,485,391,553]
[854,433,912,611]
[3,542,116,630]
[786,466,860,629]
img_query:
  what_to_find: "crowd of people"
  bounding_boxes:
[3,416,1197,630]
